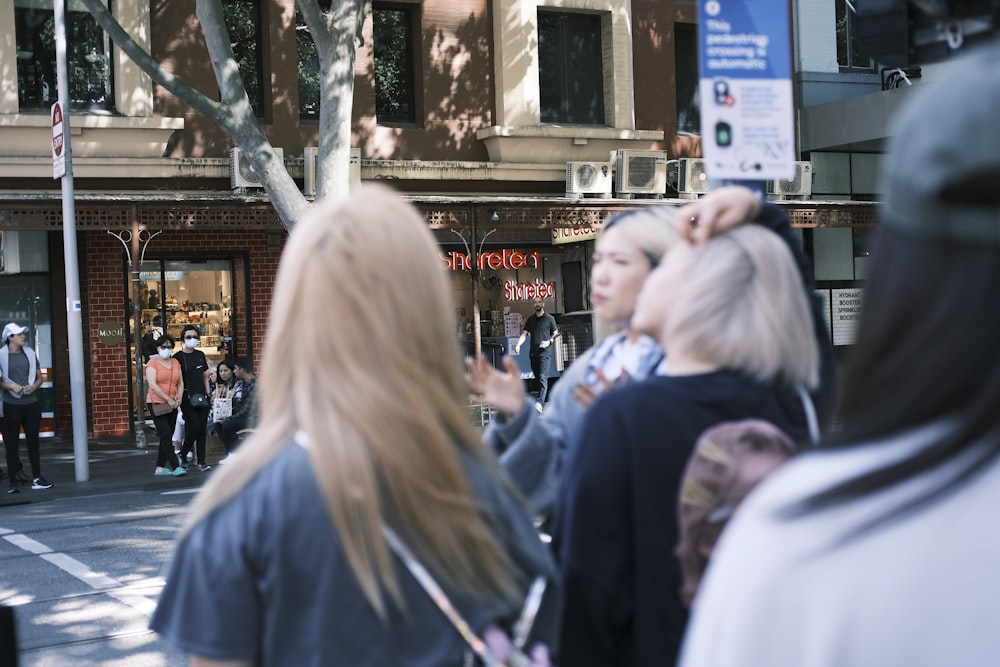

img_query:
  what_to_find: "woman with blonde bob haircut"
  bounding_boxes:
[151,186,555,666]
[553,223,819,667]
[651,224,819,391]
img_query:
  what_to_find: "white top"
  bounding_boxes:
[679,420,1000,667]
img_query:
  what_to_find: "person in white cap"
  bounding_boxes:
[0,322,50,493]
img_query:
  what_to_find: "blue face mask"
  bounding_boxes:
[158,348,172,359]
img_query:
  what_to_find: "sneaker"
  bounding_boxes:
[7,485,18,494]
[535,401,544,413]
[195,464,212,472]
[218,453,232,465]
[171,466,188,477]
[32,477,53,490]
[154,468,173,476]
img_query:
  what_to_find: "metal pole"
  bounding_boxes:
[130,209,147,449]
[470,210,482,358]
[54,0,89,481]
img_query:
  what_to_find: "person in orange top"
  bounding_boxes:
[145,334,186,477]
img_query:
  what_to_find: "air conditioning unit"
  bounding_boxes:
[613,149,668,198]
[565,161,613,199]
[304,146,362,196]
[672,158,710,199]
[230,147,284,191]
[767,161,813,199]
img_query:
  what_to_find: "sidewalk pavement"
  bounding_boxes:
[0,432,210,509]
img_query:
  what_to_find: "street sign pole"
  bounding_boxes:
[54,0,89,481]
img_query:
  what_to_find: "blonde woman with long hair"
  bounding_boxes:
[553,224,820,667]
[151,186,555,666]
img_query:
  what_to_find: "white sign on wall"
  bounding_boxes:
[831,288,864,346]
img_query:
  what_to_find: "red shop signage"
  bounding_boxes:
[442,249,541,271]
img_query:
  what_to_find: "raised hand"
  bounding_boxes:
[465,355,528,419]
[674,185,763,245]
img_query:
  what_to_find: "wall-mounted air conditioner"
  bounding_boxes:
[565,161,612,199]
[230,147,284,191]
[672,158,710,199]
[304,147,362,196]
[613,149,668,198]
[767,161,813,199]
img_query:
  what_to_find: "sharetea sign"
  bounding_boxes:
[441,250,541,271]
[698,0,795,180]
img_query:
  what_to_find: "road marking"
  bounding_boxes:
[161,488,199,495]
[5,533,51,554]
[1,531,161,615]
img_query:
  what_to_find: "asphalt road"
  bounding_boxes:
[0,484,197,666]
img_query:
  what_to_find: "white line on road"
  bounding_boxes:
[2,530,161,615]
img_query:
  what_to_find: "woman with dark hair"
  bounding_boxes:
[146,334,186,477]
[679,43,1000,667]
[175,324,212,472]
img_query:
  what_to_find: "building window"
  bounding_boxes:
[222,0,265,117]
[296,9,320,120]
[537,10,605,125]
[14,0,113,111]
[836,0,875,71]
[675,23,700,135]
[373,4,418,125]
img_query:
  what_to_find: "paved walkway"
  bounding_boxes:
[0,433,208,509]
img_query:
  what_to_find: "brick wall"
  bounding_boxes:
[78,228,285,437]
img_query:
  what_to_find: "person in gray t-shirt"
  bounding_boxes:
[1,322,50,493]
[151,189,556,666]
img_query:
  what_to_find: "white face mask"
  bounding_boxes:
[184,337,199,349]
[158,348,172,359]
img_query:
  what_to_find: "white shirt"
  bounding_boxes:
[679,420,1000,667]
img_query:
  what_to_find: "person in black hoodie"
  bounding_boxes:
[553,194,820,667]
[175,324,212,472]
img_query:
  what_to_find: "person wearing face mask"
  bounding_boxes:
[513,299,560,412]
[1,323,50,493]
[175,324,212,472]
[146,334,186,477]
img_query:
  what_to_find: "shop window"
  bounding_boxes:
[373,4,418,125]
[137,260,237,364]
[296,8,320,119]
[537,9,605,125]
[14,0,114,111]
[836,0,875,71]
[222,0,265,117]
[675,22,700,135]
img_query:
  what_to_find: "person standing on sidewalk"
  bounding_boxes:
[146,334,186,477]
[175,324,212,472]
[0,322,50,493]
[513,298,559,411]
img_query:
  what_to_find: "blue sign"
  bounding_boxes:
[698,0,795,180]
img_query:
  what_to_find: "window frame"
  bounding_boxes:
[536,8,606,126]
[836,0,876,72]
[14,0,115,112]
[372,2,420,127]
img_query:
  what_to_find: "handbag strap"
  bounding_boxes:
[381,525,545,666]
[797,386,820,446]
